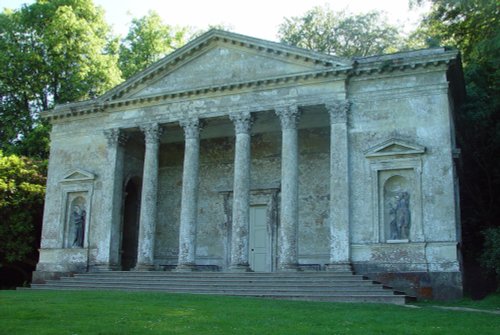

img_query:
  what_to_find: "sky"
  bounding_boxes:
[2,0,430,41]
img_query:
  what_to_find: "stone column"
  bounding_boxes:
[101,129,128,271]
[176,118,201,271]
[92,129,128,271]
[326,100,352,272]
[229,111,253,272]
[275,105,301,271]
[135,123,162,270]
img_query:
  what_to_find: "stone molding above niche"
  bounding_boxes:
[364,138,426,159]
[60,169,96,183]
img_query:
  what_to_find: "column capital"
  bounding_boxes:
[104,128,128,147]
[275,105,301,130]
[230,111,254,134]
[140,123,163,144]
[326,100,351,124]
[180,117,202,139]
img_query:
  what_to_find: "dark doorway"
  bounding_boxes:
[121,177,141,270]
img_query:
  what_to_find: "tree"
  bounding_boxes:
[119,11,187,79]
[413,0,500,288]
[277,6,403,57]
[0,152,46,266]
[0,0,122,158]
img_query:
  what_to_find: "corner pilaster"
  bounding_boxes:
[325,100,352,272]
[96,128,128,271]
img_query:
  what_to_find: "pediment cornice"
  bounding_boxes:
[364,138,426,158]
[60,169,95,183]
[41,31,460,123]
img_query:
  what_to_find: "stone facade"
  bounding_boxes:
[33,30,464,299]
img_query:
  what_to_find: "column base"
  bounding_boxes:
[174,263,197,272]
[229,264,252,272]
[133,264,155,271]
[325,263,352,273]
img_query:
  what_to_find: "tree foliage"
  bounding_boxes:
[0,0,122,158]
[481,227,500,276]
[119,11,187,79]
[278,6,403,57]
[0,152,46,265]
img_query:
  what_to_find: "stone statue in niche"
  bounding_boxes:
[71,205,86,247]
[389,192,410,240]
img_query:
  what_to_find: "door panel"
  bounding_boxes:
[249,205,270,272]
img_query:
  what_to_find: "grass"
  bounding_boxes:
[0,290,499,335]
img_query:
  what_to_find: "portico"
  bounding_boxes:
[34,30,464,299]
[99,102,349,273]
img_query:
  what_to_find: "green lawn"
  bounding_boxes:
[0,290,499,335]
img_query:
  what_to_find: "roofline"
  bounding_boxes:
[97,29,351,104]
[45,31,462,120]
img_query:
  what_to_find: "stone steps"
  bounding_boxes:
[27,271,412,305]
[50,279,380,288]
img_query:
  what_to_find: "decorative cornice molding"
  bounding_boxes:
[41,38,459,124]
[275,105,301,130]
[140,123,163,144]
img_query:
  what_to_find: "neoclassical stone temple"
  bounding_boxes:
[34,30,464,299]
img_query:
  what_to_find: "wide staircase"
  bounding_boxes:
[28,271,412,305]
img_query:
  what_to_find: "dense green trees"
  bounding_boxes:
[0,1,191,286]
[118,11,187,79]
[0,152,46,265]
[0,0,122,158]
[278,6,402,57]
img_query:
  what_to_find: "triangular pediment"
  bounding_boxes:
[61,169,95,183]
[365,138,426,158]
[101,29,350,101]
